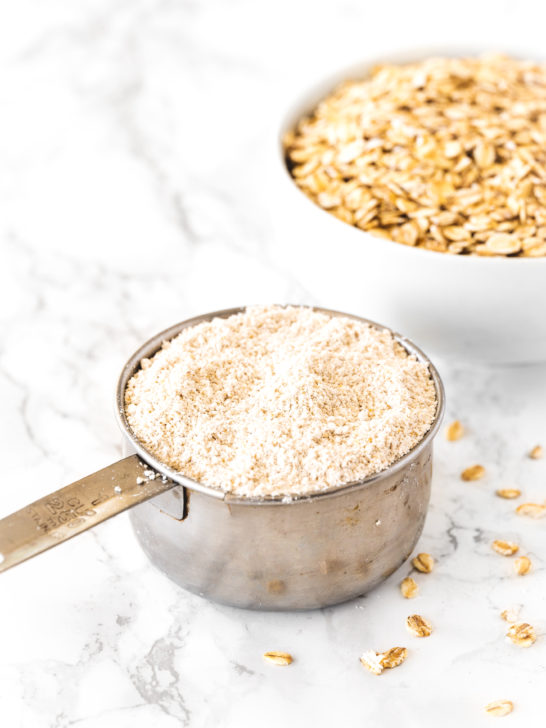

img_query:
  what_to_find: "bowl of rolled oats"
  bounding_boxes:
[277,50,546,362]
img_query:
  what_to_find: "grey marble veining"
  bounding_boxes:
[1,1,546,726]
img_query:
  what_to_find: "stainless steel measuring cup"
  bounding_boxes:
[0,306,445,609]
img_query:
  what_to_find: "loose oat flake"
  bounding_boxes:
[125,306,437,497]
[412,553,435,573]
[359,650,383,675]
[285,55,546,257]
[496,488,521,499]
[263,651,293,666]
[406,614,432,637]
[506,622,536,647]
[529,445,543,459]
[445,420,464,441]
[360,647,407,675]
[461,465,485,481]
[514,556,532,575]
[492,540,519,556]
[380,647,407,670]
[500,608,520,623]
[484,700,514,717]
[400,576,419,599]
[515,503,546,518]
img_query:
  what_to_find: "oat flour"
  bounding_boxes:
[124,306,437,497]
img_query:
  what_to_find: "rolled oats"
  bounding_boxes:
[263,651,293,666]
[484,700,514,717]
[483,233,522,255]
[359,650,384,675]
[412,552,435,573]
[500,608,520,623]
[360,647,407,675]
[529,445,543,459]
[514,556,532,575]
[516,503,546,518]
[492,540,519,556]
[380,647,407,669]
[461,464,485,481]
[495,488,521,499]
[406,614,433,637]
[506,622,536,647]
[445,420,464,441]
[285,55,546,257]
[400,576,419,599]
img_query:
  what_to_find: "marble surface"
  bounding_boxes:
[2,1,546,725]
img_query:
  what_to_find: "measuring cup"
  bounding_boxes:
[0,306,444,609]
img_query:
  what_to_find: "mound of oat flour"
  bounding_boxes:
[124,306,437,497]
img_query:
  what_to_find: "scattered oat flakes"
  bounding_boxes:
[400,576,418,599]
[406,614,432,637]
[484,233,521,256]
[529,445,543,459]
[359,650,383,675]
[380,647,408,670]
[461,464,485,481]
[492,540,519,556]
[445,420,464,441]
[516,503,546,518]
[360,647,407,675]
[500,607,520,623]
[285,55,546,257]
[506,622,536,647]
[514,556,532,575]
[412,553,434,573]
[484,700,514,717]
[263,651,293,666]
[496,488,521,499]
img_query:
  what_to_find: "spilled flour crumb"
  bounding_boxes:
[124,306,437,497]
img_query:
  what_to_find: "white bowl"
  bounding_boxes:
[272,49,546,364]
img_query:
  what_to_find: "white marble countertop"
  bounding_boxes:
[2,1,546,726]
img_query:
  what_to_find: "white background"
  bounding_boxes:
[1,1,546,726]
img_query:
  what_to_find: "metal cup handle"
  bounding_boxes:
[0,454,174,573]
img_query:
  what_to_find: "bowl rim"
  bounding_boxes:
[276,45,546,265]
[115,305,445,506]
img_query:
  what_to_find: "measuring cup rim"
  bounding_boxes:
[115,305,445,506]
